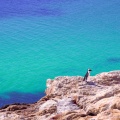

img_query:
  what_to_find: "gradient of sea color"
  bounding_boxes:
[0,0,120,107]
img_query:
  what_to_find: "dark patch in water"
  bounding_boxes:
[0,92,45,108]
[0,0,62,18]
[107,57,120,63]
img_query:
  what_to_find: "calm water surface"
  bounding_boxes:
[0,0,120,107]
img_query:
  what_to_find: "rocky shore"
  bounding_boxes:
[0,71,120,120]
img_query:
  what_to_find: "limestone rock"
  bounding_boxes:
[0,70,120,120]
[57,98,79,114]
[39,100,57,115]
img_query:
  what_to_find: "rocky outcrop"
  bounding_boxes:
[0,71,120,120]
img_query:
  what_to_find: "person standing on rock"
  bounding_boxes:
[83,69,92,83]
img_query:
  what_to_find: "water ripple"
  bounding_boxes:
[0,0,63,18]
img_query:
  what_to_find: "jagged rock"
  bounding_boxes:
[86,96,120,116]
[94,109,120,120]
[91,71,120,86]
[0,112,23,120]
[0,71,120,120]
[6,105,27,111]
[39,100,57,115]
[57,98,79,114]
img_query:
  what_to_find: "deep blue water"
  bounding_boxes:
[0,0,120,107]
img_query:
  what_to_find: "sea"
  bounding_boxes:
[0,0,120,107]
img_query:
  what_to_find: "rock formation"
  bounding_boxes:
[0,71,120,120]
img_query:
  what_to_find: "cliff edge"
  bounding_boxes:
[0,71,120,120]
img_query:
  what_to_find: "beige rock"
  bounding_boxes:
[87,96,120,115]
[95,109,120,120]
[0,71,120,120]
[57,98,80,114]
[37,99,57,119]
[0,112,23,120]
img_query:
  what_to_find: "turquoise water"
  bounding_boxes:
[0,0,120,106]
